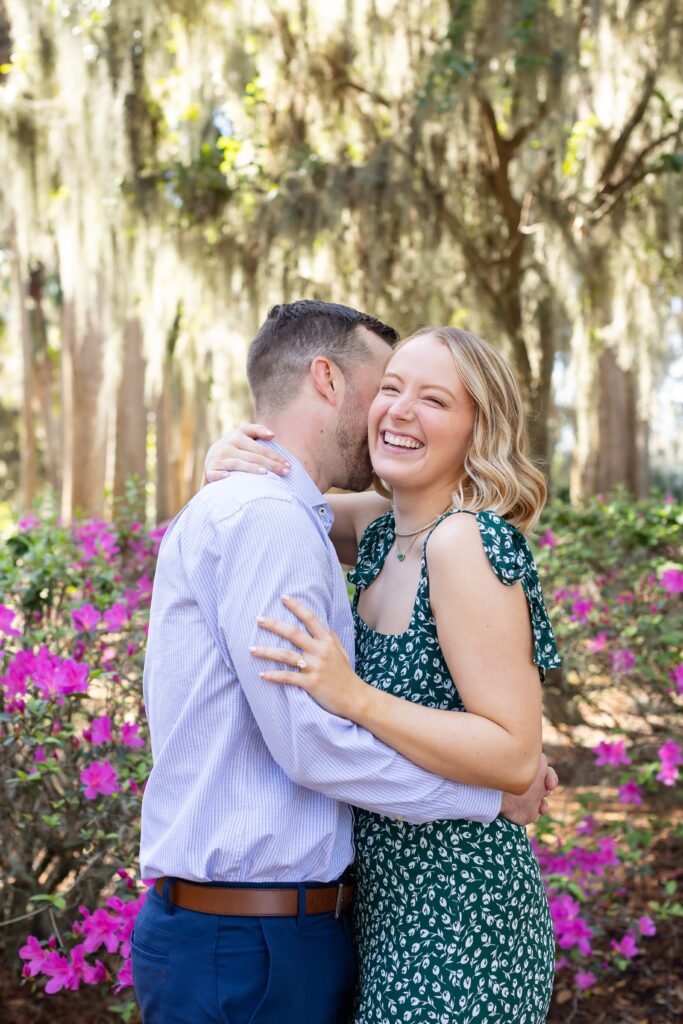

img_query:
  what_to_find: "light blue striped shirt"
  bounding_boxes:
[140,446,501,883]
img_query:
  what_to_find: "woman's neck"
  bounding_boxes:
[391,484,457,535]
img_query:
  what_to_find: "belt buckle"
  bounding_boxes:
[334,882,344,919]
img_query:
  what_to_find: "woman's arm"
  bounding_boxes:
[327,492,391,566]
[352,513,542,793]
[252,514,542,794]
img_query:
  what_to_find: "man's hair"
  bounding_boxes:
[247,300,399,412]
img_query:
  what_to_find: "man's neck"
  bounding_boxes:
[257,410,330,492]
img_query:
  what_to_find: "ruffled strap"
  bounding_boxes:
[347,511,395,590]
[454,509,562,681]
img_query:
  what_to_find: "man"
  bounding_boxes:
[133,300,557,1024]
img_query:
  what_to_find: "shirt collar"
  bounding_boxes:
[265,441,334,532]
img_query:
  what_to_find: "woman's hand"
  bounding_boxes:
[203,424,290,483]
[250,596,369,719]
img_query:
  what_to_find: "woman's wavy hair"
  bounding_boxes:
[375,326,547,533]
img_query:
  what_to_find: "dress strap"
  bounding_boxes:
[425,508,561,681]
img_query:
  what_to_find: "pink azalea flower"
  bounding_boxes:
[79,906,122,954]
[611,934,639,959]
[587,633,608,653]
[570,599,594,623]
[638,916,656,937]
[656,739,682,786]
[593,739,632,767]
[71,603,101,633]
[33,746,47,764]
[670,663,683,694]
[550,894,594,955]
[610,649,635,673]
[0,604,21,637]
[41,950,81,993]
[538,529,558,549]
[575,970,597,990]
[85,715,112,745]
[137,574,153,597]
[576,814,596,836]
[103,602,128,631]
[80,760,120,799]
[120,721,145,748]
[660,568,683,595]
[115,956,133,991]
[17,513,39,529]
[618,779,643,805]
[19,935,52,976]
[73,519,120,563]
[83,959,107,985]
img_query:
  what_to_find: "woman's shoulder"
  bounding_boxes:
[428,508,529,584]
[429,507,561,677]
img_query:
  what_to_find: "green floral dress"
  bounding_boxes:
[347,509,561,1024]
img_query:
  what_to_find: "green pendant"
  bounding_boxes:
[397,552,406,561]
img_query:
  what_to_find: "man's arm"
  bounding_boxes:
[206,498,502,825]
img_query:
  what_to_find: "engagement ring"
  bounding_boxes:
[296,657,308,670]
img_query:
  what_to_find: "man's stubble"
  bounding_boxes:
[335,386,374,493]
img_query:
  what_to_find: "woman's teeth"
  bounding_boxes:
[383,431,423,450]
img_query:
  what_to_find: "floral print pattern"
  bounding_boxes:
[348,509,559,1023]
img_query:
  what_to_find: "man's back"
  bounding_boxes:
[140,463,355,882]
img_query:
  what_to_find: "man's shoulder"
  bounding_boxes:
[187,474,302,528]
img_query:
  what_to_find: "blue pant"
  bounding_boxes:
[131,883,356,1024]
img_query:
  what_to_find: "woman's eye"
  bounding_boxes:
[381,385,399,393]
[425,397,445,407]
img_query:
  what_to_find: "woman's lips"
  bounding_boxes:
[379,430,425,453]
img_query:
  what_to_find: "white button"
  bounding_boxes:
[318,506,327,516]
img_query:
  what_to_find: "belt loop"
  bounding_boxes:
[334,882,344,920]
[297,884,307,929]
[162,877,175,916]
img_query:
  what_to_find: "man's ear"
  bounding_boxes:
[309,356,343,405]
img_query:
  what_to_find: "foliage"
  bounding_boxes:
[0,492,681,1014]
[533,490,683,996]
[0,502,161,1010]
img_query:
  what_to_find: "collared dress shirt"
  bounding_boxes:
[139,445,502,883]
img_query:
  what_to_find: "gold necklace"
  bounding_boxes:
[393,506,453,562]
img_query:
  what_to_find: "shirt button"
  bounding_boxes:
[317,506,327,517]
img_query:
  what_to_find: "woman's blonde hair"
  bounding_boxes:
[375,326,547,533]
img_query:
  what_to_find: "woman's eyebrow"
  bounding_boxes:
[383,372,456,399]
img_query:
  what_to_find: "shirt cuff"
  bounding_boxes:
[459,785,502,824]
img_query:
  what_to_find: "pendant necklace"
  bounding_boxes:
[393,506,453,562]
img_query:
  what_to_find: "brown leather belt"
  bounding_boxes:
[154,877,354,918]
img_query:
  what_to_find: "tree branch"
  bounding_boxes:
[596,69,657,190]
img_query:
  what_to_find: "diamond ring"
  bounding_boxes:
[296,656,308,671]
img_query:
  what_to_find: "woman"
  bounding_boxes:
[205,327,560,1023]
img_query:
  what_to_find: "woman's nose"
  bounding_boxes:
[389,394,414,418]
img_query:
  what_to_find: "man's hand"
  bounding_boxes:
[500,753,558,826]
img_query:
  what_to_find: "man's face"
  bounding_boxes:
[335,328,393,492]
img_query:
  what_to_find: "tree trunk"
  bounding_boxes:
[29,263,61,495]
[570,248,650,499]
[9,229,38,509]
[113,316,147,516]
[60,298,108,520]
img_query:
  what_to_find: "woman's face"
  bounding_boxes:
[368,333,475,493]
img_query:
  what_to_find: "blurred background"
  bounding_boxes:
[1,5,682,1023]
[0,0,681,525]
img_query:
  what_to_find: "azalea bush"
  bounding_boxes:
[532,490,683,1000]
[0,501,161,1014]
[0,490,681,1019]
